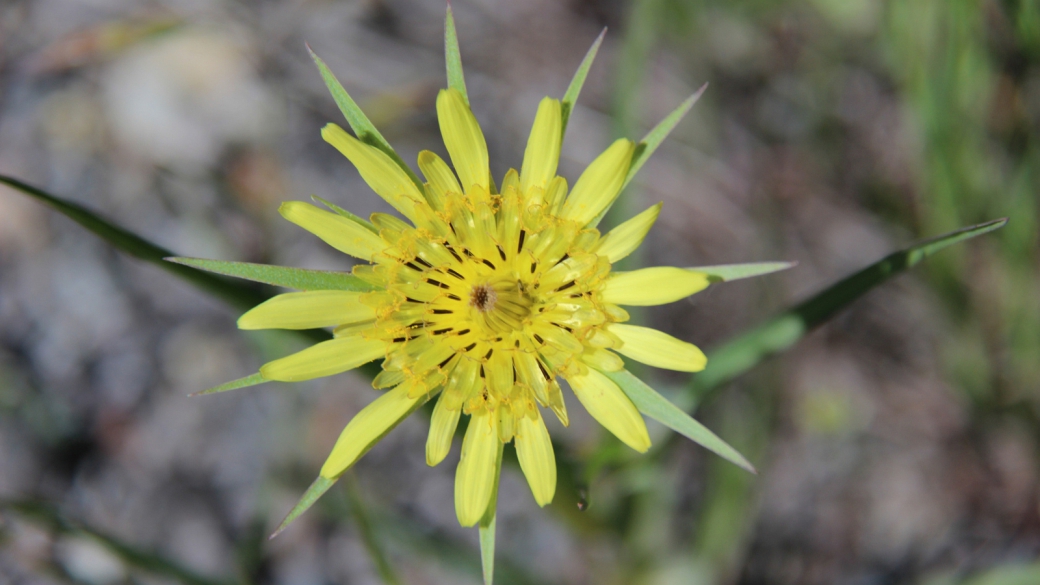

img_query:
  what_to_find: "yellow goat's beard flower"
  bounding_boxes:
[237,88,711,526]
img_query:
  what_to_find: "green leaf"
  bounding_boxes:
[690,261,796,284]
[269,476,337,539]
[311,195,379,233]
[444,4,469,105]
[0,174,268,312]
[478,442,504,585]
[623,83,708,191]
[561,28,607,140]
[693,218,1009,395]
[190,372,266,397]
[606,369,755,473]
[166,257,376,292]
[307,45,424,191]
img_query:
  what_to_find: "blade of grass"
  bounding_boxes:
[269,476,337,539]
[166,257,375,292]
[606,369,755,473]
[444,3,469,105]
[691,261,796,284]
[307,46,424,191]
[692,218,1009,396]
[345,474,401,585]
[622,83,707,192]
[2,499,235,585]
[560,28,606,141]
[0,175,269,311]
[190,372,266,397]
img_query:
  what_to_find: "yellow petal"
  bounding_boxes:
[515,412,556,506]
[455,411,499,526]
[593,203,662,263]
[520,97,562,194]
[418,150,463,211]
[559,139,635,226]
[260,336,385,382]
[279,201,387,261]
[321,124,424,221]
[600,267,710,306]
[436,88,489,192]
[608,323,707,372]
[238,291,375,330]
[567,368,650,452]
[426,396,461,466]
[319,384,422,478]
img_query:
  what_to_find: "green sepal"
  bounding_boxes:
[690,261,796,284]
[606,369,755,474]
[444,3,469,105]
[269,476,337,539]
[560,28,607,141]
[190,372,266,397]
[693,218,1009,394]
[623,83,708,191]
[478,441,504,585]
[307,45,424,191]
[166,258,377,292]
[311,195,379,233]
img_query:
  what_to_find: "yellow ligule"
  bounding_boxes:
[609,323,707,372]
[319,384,423,478]
[601,267,710,306]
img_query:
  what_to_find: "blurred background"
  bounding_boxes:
[0,0,1038,583]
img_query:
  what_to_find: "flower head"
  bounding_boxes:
[197,14,774,542]
[243,86,709,525]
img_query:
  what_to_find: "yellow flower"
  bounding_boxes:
[185,14,777,546]
[242,86,710,526]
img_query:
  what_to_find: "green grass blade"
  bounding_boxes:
[345,475,401,585]
[622,83,707,191]
[269,476,337,539]
[190,372,266,397]
[478,442,504,585]
[307,45,424,191]
[693,218,1009,395]
[311,195,379,233]
[561,28,606,140]
[606,369,755,473]
[1,174,268,311]
[444,3,469,105]
[166,257,376,292]
[690,261,796,284]
[2,499,234,585]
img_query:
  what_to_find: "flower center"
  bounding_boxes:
[469,283,497,312]
[470,277,534,336]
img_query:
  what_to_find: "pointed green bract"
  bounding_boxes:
[1,174,268,312]
[191,372,266,397]
[561,28,606,140]
[270,475,337,539]
[622,83,708,191]
[606,369,755,473]
[444,4,469,106]
[311,195,379,233]
[478,442,504,585]
[166,258,377,292]
[693,218,1009,395]
[307,45,424,191]
[690,262,796,284]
